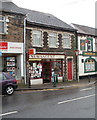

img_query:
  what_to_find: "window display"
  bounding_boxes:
[51,60,63,76]
[85,58,95,72]
[6,57,16,77]
[29,62,42,79]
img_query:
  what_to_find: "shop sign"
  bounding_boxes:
[29,54,65,59]
[8,42,23,53]
[29,49,36,55]
[82,52,97,56]
[0,42,8,50]
[0,42,23,53]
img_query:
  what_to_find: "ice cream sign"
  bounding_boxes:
[0,42,23,53]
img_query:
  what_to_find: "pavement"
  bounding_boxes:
[16,77,97,91]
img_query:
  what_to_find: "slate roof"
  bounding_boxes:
[0,1,76,31]
[0,1,25,15]
[71,23,97,36]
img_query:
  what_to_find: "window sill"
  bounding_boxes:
[0,33,6,35]
[32,45,43,48]
[63,47,71,49]
[49,46,58,48]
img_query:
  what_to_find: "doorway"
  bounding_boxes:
[42,61,51,83]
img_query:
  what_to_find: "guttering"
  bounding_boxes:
[1,10,26,16]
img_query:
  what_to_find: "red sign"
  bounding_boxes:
[29,49,36,55]
[0,42,8,50]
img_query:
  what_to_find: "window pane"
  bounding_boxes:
[52,60,62,76]
[85,59,95,72]
[80,40,85,50]
[87,40,92,51]
[63,34,70,48]
[32,30,42,46]
[49,33,57,47]
[0,22,4,33]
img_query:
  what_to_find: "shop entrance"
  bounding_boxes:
[42,61,51,83]
[67,58,73,81]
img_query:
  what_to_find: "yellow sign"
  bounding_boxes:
[83,52,97,56]
[29,59,42,61]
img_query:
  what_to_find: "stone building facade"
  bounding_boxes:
[0,1,77,85]
[26,25,77,85]
[0,2,25,82]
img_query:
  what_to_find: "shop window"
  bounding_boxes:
[62,34,71,49]
[85,58,95,72]
[4,57,16,77]
[51,60,63,76]
[49,33,57,48]
[32,30,42,47]
[80,40,85,51]
[29,62,42,79]
[0,16,6,34]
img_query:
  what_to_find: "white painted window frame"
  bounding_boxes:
[0,15,6,34]
[32,30,43,47]
[48,32,58,48]
[62,34,71,49]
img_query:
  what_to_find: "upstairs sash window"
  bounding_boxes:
[32,30,42,47]
[0,16,6,34]
[62,34,71,48]
[49,33,57,48]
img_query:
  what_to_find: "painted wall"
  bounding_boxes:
[79,55,97,76]
[78,35,97,76]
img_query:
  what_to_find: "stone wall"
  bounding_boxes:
[0,12,24,43]
[26,25,77,81]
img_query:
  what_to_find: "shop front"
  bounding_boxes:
[28,54,65,85]
[0,42,24,82]
[79,52,97,77]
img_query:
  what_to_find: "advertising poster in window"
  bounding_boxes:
[6,57,16,77]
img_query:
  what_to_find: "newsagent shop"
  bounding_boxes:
[28,53,65,84]
[28,51,76,85]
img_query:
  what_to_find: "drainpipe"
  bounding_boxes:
[75,32,79,82]
[23,17,27,84]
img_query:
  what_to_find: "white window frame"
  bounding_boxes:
[48,32,58,48]
[0,15,6,34]
[32,30,43,47]
[62,34,71,49]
